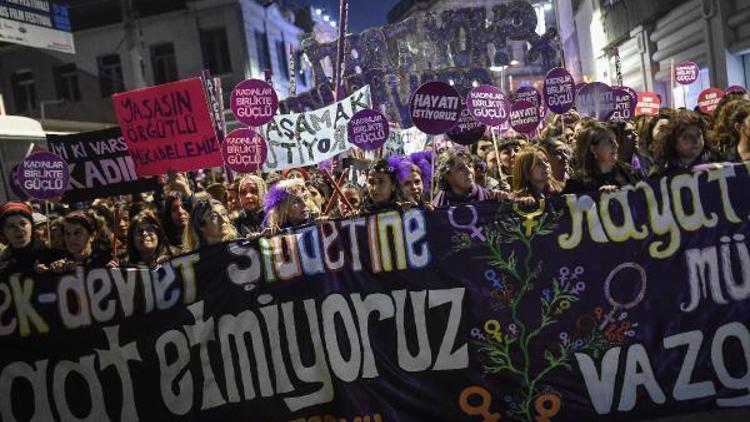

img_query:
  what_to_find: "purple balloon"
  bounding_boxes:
[609,87,637,121]
[543,67,575,114]
[675,61,699,85]
[17,152,69,200]
[575,82,615,121]
[409,81,462,135]
[230,78,279,126]
[447,99,487,145]
[510,100,540,136]
[466,84,510,127]
[347,109,390,150]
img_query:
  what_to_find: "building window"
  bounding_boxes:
[200,28,232,75]
[97,54,124,98]
[53,63,80,102]
[276,40,289,80]
[11,70,36,114]
[151,43,178,84]
[255,31,271,73]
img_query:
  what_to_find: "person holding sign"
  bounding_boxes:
[564,121,642,194]
[0,202,64,276]
[650,110,721,177]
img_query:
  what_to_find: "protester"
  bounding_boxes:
[496,137,525,188]
[432,150,494,207]
[58,210,116,270]
[650,109,720,177]
[48,217,66,251]
[0,202,62,275]
[183,194,237,251]
[126,210,177,268]
[234,175,267,237]
[334,183,362,217]
[162,193,189,249]
[362,159,399,213]
[31,212,48,247]
[510,146,563,204]
[263,179,316,230]
[538,136,573,184]
[388,151,432,206]
[564,120,641,194]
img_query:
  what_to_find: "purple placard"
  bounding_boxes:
[543,67,575,114]
[409,81,462,135]
[515,86,541,107]
[9,164,27,200]
[447,99,487,145]
[675,61,699,85]
[575,82,615,121]
[222,128,268,173]
[347,109,390,150]
[509,100,540,136]
[17,152,69,200]
[230,79,279,127]
[466,85,510,127]
[609,87,637,121]
[726,85,747,94]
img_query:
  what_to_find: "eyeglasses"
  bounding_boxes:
[134,225,158,237]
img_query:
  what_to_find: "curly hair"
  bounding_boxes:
[710,96,750,159]
[436,150,473,191]
[650,109,711,165]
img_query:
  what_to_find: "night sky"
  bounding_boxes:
[295,0,401,32]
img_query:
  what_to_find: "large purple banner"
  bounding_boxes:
[2,164,750,421]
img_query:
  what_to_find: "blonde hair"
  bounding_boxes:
[183,193,237,251]
[265,179,319,228]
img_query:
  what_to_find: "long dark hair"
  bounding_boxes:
[161,194,184,248]
[127,210,173,265]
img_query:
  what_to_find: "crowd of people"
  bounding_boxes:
[2,91,750,276]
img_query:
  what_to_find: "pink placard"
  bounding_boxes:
[113,77,223,176]
[697,87,725,115]
[635,92,661,116]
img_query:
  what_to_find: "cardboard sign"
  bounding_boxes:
[509,100,540,136]
[609,87,637,121]
[543,67,575,114]
[222,128,267,173]
[47,127,159,202]
[17,151,69,200]
[675,61,699,85]
[230,79,278,127]
[697,87,725,115]
[635,91,661,116]
[409,81,462,135]
[113,77,222,176]
[516,86,541,107]
[447,99,487,145]
[575,82,615,121]
[260,85,372,171]
[466,85,509,127]
[347,109,389,151]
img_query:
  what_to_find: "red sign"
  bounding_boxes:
[113,77,222,176]
[635,91,661,117]
[697,87,725,115]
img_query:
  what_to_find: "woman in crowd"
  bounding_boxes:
[650,109,721,177]
[263,179,316,231]
[0,202,63,275]
[730,103,750,161]
[564,120,641,194]
[495,137,525,189]
[510,145,563,204]
[362,159,399,213]
[234,175,267,237]
[183,194,238,251]
[432,150,494,207]
[126,210,177,268]
[48,217,66,251]
[538,136,573,184]
[609,120,652,178]
[389,151,432,207]
[334,183,362,217]
[56,210,115,269]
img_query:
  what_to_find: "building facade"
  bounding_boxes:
[0,0,316,130]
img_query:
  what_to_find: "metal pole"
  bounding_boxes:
[333,0,349,102]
